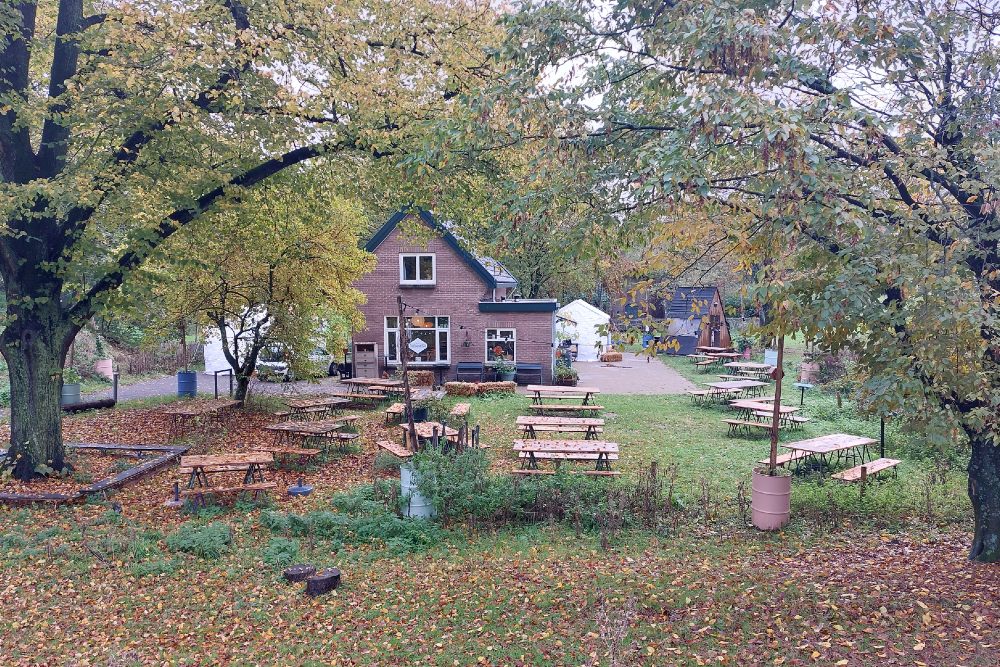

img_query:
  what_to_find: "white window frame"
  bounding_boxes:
[485,328,517,364]
[398,253,436,285]
[385,316,450,364]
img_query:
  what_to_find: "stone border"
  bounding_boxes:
[0,442,188,506]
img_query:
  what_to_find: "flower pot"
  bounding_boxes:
[177,370,197,398]
[751,468,791,531]
[499,371,516,382]
[554,377,578,387]
[93,358,114,380]
[411,406,428,422]
[742,347,752,360]
[60,383,81,406]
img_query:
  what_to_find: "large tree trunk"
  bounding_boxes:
[0,315,71,480]
[968,427,1000,562]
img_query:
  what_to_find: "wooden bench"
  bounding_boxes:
[521,424,604,435]
[180,481,277,504]
[518,451,619,461]
[179,463,258,475]
[511,469,556,475]
[254,447,321,466]
[273,410,292,421]
[385,402,405,424]
[757,450,811,467]
[376,440,413,458]
[575,470,622,476]
[686,389,712,405]
[787,415,811,428]
[831,458,901,482]
[723,419,785,436]
[528,404,603,414]
[450,403,471,419]
[694,360,718,371]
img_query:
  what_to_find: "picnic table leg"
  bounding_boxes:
[596,453,610,471]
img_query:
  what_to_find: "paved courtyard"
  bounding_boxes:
[572,352,695,394]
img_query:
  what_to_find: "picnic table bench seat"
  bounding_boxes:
[376,440,413,458]
[511,469,556,475]
[576,470,622,476]
[255,446,321,457]
[831,458,901,482]
[757,450,811,467]
[528,404,603,414]
[522,424,604,435]
[273,410,292,421]
[518,451,619,461]
[385,402,405,423]
[450,403,471,418]
[180,481,277,499]
[723,418,786,436]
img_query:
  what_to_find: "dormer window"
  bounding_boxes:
[399,253,435,285]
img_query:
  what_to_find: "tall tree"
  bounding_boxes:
[0,0,496,479]
[140,171,372,400]
[448,0,999,559]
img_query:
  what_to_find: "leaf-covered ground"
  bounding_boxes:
[0,385,987,665]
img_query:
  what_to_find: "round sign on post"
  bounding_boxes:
[408,338,428,355]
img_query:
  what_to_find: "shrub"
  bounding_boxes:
[406,370,434,386]
[476,381,516,395]
[444,381,479,396]
[262,537,300,568]
[165,522,232,559]
[130,558,179,578]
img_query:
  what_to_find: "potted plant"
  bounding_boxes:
[554,363,578,386]
[735,333,754,359]
[492,352,516,382]
[93,336,114,380]
[61,367,82,406]
[751,335,791,530]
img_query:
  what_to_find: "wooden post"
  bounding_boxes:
[397,296,418,451]
[768,335,785,475]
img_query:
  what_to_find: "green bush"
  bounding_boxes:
[130,558,179,578]
[262,537,300,568]
[165,522,232,559]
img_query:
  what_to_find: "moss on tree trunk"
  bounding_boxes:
[968,428,1000,562]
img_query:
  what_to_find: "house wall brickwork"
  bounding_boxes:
[353,215,555,382]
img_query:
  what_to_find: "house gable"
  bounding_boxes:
[365,209,514,290]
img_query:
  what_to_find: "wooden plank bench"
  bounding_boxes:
[723,419,785,437]
[528,404,603,414]
[273,410,292,421]
[376,440,413,458]
[254,447,321,466]
[511,469,556,475]
[831,458,901,482]
[686,389,712,405]
[575,470,622,476]
[521,424,604,435]
[450,403,471,419]
[180,481,277,504]
[518,451,619,461]
[757,450,811,467]
[385,402,405,424]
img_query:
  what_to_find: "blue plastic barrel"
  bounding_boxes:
[642,334,653,348]
[177,370,197,398]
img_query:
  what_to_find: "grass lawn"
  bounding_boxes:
[0,370,986,666]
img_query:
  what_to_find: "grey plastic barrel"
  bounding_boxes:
[60,383,81,406]
[400,463,436,519]
[176,370,197,398]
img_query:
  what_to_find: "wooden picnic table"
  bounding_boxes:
[707,352,743,359]
[730,400,799,414]
[399,421,460,450]
[697,346,732,353]
[525,384,601,405]
[704,380,768,397]
[516,416,605,440]
[513,439,619,472]
[782,434,876,473]
[287,396,350,411]
[263,416,359,446]
[342,378,403,393]
[163,399,241,437]
[724,362,773,370]
[180,452,272,488]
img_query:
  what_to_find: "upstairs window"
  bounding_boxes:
[399,253,435,285]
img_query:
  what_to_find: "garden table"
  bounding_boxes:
[163,399,241,437]
[703,379,768,398]
[516,416,605,440]
[525,384,601,405]
[781,433,877,473]
[263,416,360,446]
[513,439,619,471]
[399,421,459,450]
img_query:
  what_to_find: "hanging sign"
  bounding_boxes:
[408,338,428,354]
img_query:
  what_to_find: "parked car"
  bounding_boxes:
[256,345,334,381]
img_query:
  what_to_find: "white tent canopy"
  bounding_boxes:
[556,299,612,362]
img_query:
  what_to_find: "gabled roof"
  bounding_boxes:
[365,208,518,290]
[666,286,720,319]
[558,299,610,321]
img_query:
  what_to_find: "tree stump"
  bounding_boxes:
[305,568,341,596]
[283,564,316,583]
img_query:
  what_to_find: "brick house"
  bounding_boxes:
[351,209,559,382]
